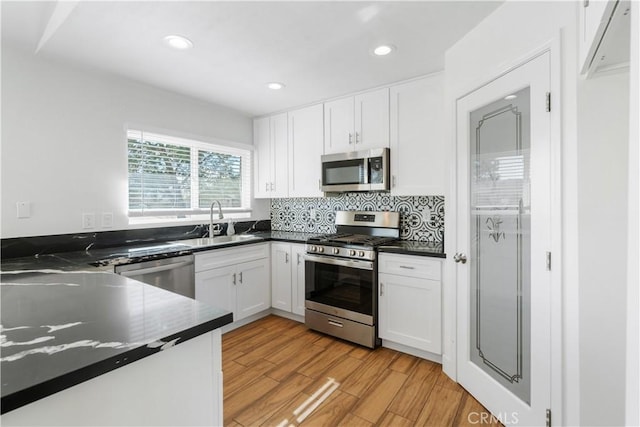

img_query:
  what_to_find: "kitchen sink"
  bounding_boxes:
[172,235,262,248]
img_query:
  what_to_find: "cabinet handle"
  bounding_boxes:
[392,175,396,188]
[270,182,275,191]
[239,272,243,284]
[380,282,384,296]
[285,253,289,263]
[355,131,360,144]
[348,132,353,144]
[232,273,236,285]
[265,182,269,192]
[319,179,321,191]
[584,0,589,7]
[399,265,415,270]
[297,253,301,265]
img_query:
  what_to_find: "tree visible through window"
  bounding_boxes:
[127,130,250,217]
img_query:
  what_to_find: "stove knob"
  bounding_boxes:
[318,247,325,253]
[309,246,317,252]
[333,248,339,255]
[349,250,356,256]
[358,251,365,258]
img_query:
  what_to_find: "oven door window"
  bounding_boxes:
[305,260,373,316]
[322,159,366,186]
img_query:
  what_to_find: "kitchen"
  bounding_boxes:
[1,1,638,426]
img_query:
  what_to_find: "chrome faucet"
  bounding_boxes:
[209,200,224,237]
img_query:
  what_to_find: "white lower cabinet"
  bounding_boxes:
[195,243,270,322]
[271,242,306,317]
[378,253,442,354]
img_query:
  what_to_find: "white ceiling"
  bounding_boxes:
[2,1,502,117]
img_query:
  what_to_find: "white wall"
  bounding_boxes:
[1,45,269,239]
[577,71,629,426]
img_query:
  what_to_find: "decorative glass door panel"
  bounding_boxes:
[469,87,531,404]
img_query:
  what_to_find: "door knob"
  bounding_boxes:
[453,253,467,264]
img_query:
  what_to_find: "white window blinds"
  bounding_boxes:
[127,130,251,217]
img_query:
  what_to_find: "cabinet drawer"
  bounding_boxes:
[378,253,441,280]
[195,243,269,272]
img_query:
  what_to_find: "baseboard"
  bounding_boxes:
[381,340,443,364]
[270,308,304,323]
[220,310,272,333]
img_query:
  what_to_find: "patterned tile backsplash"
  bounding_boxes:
[270,194,444,242]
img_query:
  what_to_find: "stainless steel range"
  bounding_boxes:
[304,211,400,348]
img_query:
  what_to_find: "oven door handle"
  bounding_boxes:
[304,254,373,270]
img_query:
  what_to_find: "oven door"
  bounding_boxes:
[305,254,375,325]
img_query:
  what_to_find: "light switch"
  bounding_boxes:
[16,201,31,218]
[82,213,96,229]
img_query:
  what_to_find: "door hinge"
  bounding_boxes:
[545,92,551,112]
[546,252,552,271]
[546,408,552,427]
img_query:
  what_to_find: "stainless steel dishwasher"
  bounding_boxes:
[115,255,195,298]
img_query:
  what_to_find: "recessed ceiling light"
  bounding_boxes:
[504,94,517,100]
[163,35,193,50]
[373,45,395,56]
[267,82,285,90]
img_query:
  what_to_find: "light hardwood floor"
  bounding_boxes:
[222,315,501,427]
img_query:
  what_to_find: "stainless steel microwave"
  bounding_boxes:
[321,148,389,193]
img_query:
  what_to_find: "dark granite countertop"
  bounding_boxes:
[378,241,446,258]
[0,270,233,414]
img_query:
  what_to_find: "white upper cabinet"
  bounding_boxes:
[254,113,288,198]
[324,88,390,154]
[390,74,446,196]
[288,104,324,197]
[579,0,631,76]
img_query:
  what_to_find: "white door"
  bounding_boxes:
[271,242,292,312]
[253,117,271,198]
[354,87,390,150]
[236,258,271,320]
[291,244,306,316]
[324,96,354,154]
[456,52,551,426]
[288,104,324,197]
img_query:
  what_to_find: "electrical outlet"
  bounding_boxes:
[102,212,113,228]
[16,201,31,218]
[82,213,96,229]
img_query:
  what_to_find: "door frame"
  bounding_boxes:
[443,37,564,423]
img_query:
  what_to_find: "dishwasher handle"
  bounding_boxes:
[118,260,193,277]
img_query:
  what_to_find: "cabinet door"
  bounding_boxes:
[271,113,289,197]
[271,242,292,312]
[390,75,445,196]
[579,0,612,72]
[236,258,271,320]
[324,97,355,154]
[355,88,389,150]
[291,244,306,316]
[378,272,441,354]
[253,116,272,198]
[288,104,324,197]
[195,265,237,320]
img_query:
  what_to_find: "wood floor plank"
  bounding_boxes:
[435,367,465,392]
[338,413,374,427]
[348,346,373,360]
[387,359,438,421]
[223,375,279,425]
[340,347,398,397]
[265,329,323,365]
[234,332,298,366]
[350,369,408,424]
[259,392,311,427]
[453,393,504,427]
[388,352,418,374]
[299,389,358,427]
[224,359,277,397]
[415,384,464,426]
[234,373,314,426]
[266,343,325,382]
[378,411,415,427]
[297,340,354,379]
[303,355,364,395]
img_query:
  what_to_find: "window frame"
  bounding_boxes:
[127,128,253,219]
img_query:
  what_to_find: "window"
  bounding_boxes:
[127,130,251,217]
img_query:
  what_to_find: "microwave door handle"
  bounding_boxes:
[363,158,369,184]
